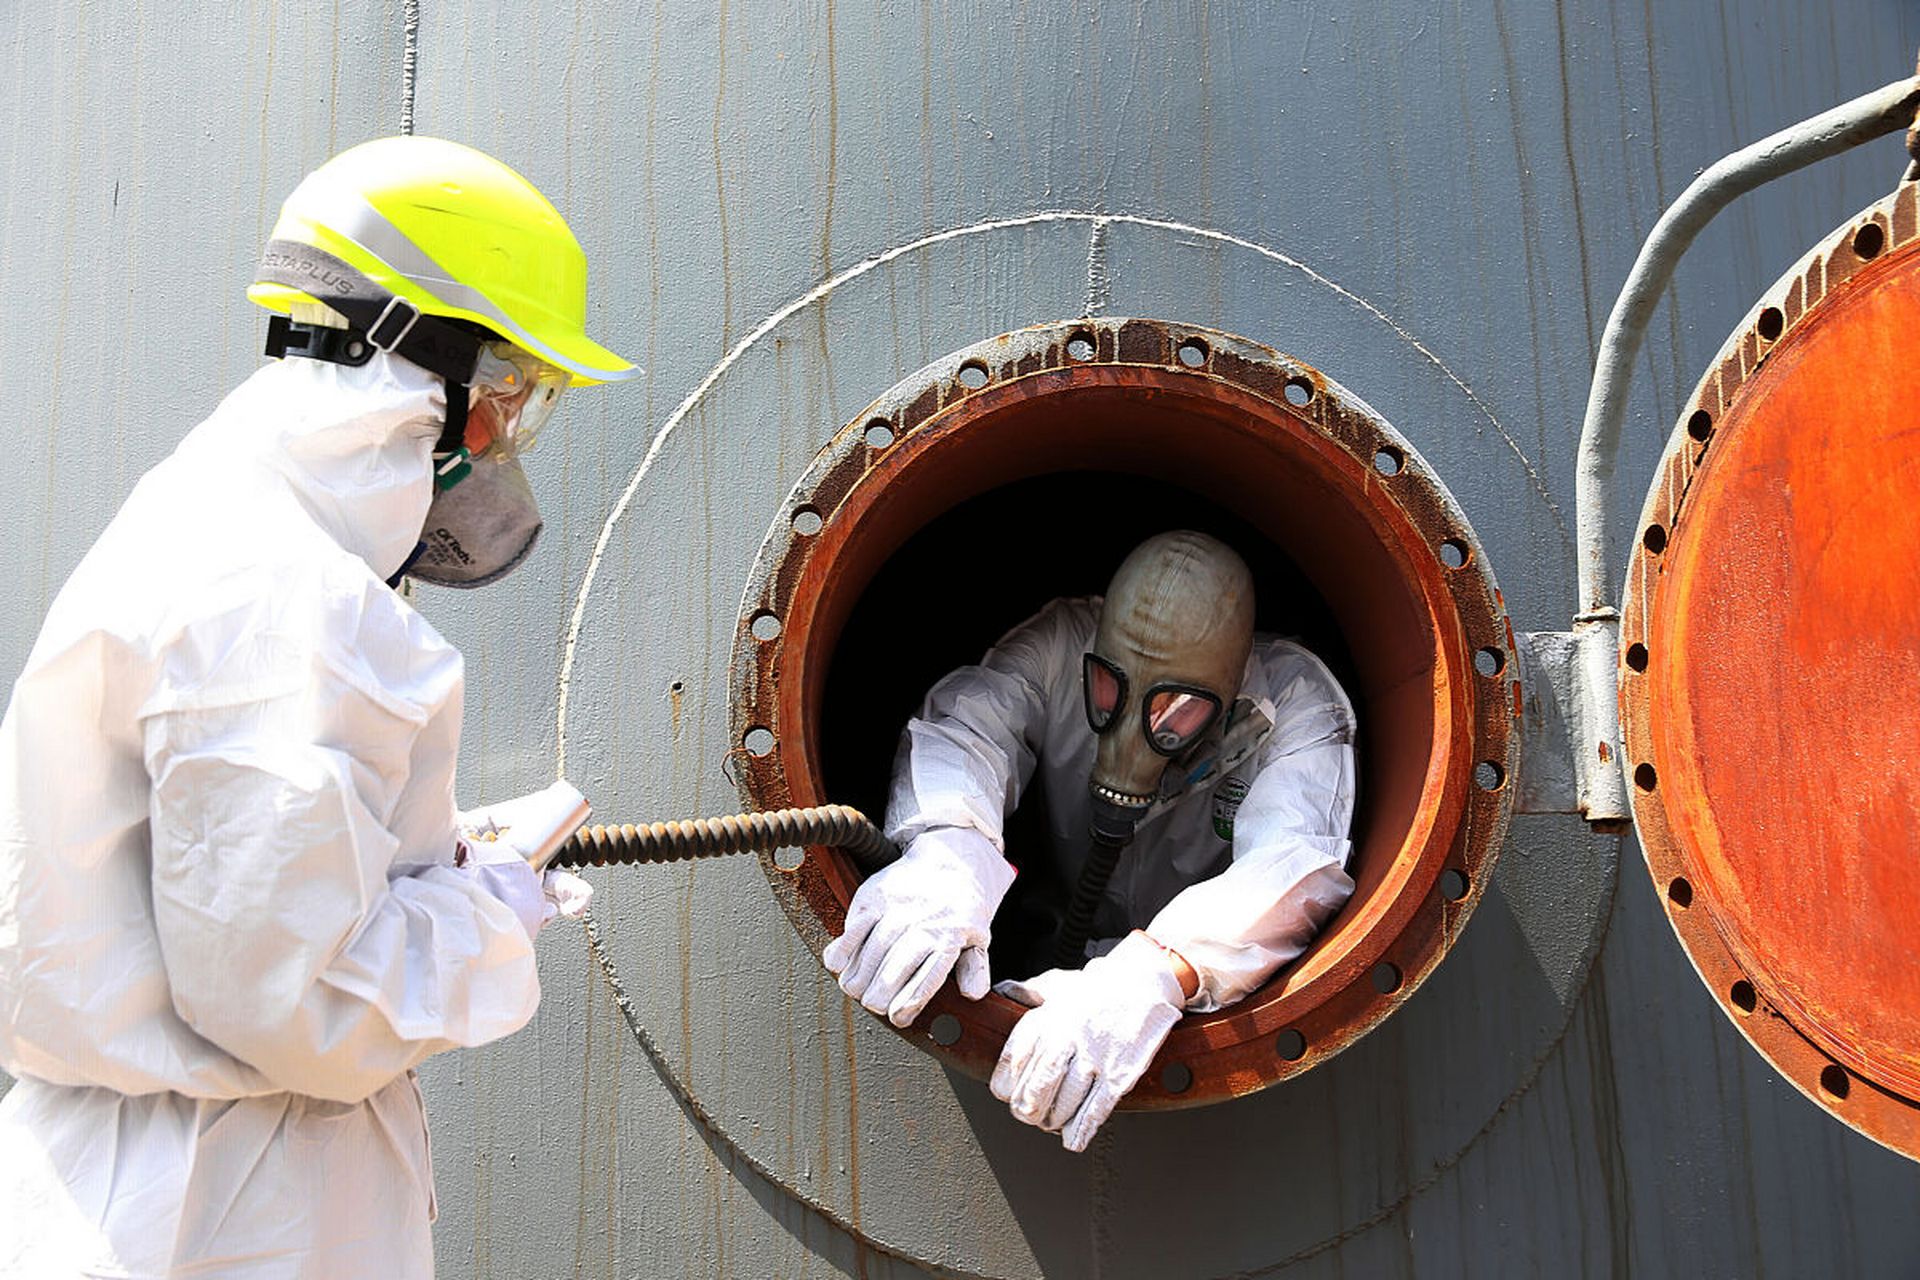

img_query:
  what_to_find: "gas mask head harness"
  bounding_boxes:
[265,305,568,588]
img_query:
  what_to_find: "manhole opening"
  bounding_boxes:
[737,331,1509,1100]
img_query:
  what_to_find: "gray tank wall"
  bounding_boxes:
[4,3,1919,1277]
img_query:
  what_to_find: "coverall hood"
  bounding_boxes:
[1086,531,1256,827]
[176,352,445,581]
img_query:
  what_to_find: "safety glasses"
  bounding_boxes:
[463,341,571,460]
[1082,654,1224,756]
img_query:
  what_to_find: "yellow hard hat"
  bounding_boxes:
[249,136,636,386]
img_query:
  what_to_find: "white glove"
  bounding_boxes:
[821,827,1016,1027]
[989,932,1186,1152]
[457,782,596,939]
[458,852,554,941]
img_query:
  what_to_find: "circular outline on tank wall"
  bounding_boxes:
[728,316,1518,1107]
[1621,179,1920,1162]
[556,213,1607,1277]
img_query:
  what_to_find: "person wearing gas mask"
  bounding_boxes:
[824,530,1356,1152]
[0,137,634,1277]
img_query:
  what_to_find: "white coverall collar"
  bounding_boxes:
[174,353,445,581]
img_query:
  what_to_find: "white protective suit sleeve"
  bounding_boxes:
[1146,646,1357,1011]
[884,599,1082,851]
[140,576,542,1105]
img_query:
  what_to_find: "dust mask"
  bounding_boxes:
[405,453,543,588]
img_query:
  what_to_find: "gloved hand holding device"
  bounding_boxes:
[458,779,596,939]
[990,930,1191,1152]
[822,826,1016,1027]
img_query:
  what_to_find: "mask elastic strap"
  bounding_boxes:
[385,540,428,590]
[433,383,473,491]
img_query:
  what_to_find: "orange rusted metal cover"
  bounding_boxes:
[1622,182,1920,1160]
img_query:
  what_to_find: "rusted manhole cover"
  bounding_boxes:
[729,317,1515,1106]
[1622,181,1920,1160]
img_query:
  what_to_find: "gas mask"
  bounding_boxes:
[1052,530,1257,969]
[1082,531,1256,842]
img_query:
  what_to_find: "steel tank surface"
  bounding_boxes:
[4,3,1920,1277]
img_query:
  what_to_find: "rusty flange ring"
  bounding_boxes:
[1621,182,1920,1160]
[729,317,1516,1107]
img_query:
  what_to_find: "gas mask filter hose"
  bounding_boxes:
[1051,797,1143,969]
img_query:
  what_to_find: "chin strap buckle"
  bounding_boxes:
[366,296,422,352]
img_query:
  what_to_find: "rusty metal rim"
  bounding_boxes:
[1620,180,1920,1160]
[729,317,1516,1108]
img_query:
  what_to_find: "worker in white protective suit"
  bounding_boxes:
[0,136,637,1278]
[824,530,1357,1151]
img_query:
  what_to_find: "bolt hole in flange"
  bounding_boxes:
[729,318,1515,1107]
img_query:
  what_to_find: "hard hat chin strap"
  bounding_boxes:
[256,240,487,385]
[258,240,487,491]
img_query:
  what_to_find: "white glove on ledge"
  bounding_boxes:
[990,931,1186,1152]
[823,826,1016,1027]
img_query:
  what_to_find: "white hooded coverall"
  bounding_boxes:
[0,355,542,1278]
[888,598,1358,1009]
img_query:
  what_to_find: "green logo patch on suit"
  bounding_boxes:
[1212,776,1251,840]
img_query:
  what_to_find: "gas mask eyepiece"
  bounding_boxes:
[1084,652,1224,759]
